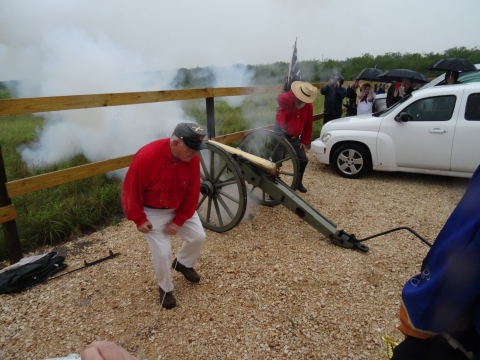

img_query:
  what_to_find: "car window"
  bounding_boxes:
[404,95,456,121]
[465,93,480,121]
[375,94,411,117]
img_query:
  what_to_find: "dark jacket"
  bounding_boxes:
[345,84,358,116]
[392,86,414,106]
[321,84,347,116]
[386,83,396,108]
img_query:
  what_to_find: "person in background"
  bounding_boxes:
[445,70,460,85]
[356,83,376,115]
[321,73,347,125]
[386,82,396,108]
[376,83,386,94]
[345,79,360,117]
[274,81,317,193]
[122,122,207,310]
[391,165,480,360]
[392,78,414,105]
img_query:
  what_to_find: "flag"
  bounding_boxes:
[284,38,301,92]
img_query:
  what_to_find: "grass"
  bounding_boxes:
[0,85,331,261]
[0,109,123,260]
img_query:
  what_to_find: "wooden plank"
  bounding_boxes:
[0,204,16,224]
[6,155,134,198]
[0,89,215,116]
[0,83,329,117]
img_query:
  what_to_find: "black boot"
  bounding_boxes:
[296,162,308,193]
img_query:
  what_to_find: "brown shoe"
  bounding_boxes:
[159,287,176,309]
[172,258,200,283]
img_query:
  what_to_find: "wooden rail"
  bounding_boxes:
[0,86,285,116]
[0,82,334,263]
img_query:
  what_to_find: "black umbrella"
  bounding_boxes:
[428,58,477,72]
[355,68,383,81]
[378,69,429,84]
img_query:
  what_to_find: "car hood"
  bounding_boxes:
[321,115,382,133]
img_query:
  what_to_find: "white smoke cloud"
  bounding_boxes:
[212,65,255,107]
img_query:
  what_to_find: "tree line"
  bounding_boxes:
[172,46,480,88]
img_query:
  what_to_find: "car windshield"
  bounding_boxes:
[373,94,412,117]
[423,70,480,88]
[458,70,480,83]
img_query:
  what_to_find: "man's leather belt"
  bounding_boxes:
[284,133,298,141]
[144,204,170,209]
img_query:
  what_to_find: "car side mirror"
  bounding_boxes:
[395,112,412,122]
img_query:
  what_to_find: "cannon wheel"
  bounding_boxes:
[238,129,300,207]
[197,142,247,233]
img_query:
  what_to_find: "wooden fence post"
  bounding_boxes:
[206,97,215,138]
[0,146,22,264]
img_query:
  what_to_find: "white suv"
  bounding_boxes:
[311,76,480,179]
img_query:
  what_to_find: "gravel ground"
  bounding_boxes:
[0,152,469,360]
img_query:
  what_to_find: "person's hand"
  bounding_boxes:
[300,143,307,151]
[80,341,139,360]
[328,78,334,85]
[394,89,399,97]
[137,221,152,234]
[164,221,180,236]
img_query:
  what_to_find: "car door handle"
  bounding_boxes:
[429,128,447,133]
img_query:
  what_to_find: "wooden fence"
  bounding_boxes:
[0,81,343,264]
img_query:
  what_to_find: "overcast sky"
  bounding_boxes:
[0,0,479,170]
[1,0,479,83]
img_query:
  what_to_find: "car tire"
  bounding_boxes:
[332,143,371,179]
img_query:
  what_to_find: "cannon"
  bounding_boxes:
[197,129,368,252]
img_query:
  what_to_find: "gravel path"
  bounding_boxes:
[0,152,469,360]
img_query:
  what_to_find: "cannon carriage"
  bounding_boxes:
[196,129,368,252]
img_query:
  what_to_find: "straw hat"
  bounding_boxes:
[291,81,318,103]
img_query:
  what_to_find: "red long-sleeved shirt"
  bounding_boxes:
[122,138,200,227]
[276,91,314,145]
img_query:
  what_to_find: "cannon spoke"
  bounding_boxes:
[216,189,240,204]
[216,193,235,219]
[212,196,223,227]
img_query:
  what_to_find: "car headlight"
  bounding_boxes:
[321,132,331,143]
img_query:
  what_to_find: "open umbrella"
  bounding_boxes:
[428,58,477,72]
[378,69,429,84]
[355,68,383,81]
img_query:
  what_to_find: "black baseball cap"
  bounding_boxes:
[173,122,208,150]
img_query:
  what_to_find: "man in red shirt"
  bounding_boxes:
[122,122,207,309]
[274,81,317,193]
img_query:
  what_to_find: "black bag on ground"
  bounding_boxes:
[0,252,67,294]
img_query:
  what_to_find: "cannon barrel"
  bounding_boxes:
[208,140,278,176]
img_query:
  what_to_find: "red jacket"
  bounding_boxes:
[276,91,314,145]
[122,139,200,227]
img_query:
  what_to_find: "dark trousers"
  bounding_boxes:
[272,124,308,166]
[323,113,341,125]
[346,108,357,117]
[392,330,479,360]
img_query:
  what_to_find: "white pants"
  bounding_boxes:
[143,207,206,292]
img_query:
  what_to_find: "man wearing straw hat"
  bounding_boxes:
[274,81,317,193]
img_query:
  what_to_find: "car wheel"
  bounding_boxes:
[332,143,371,179]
